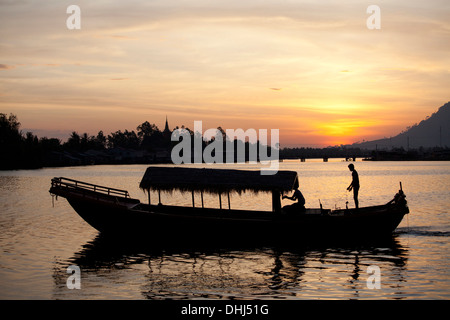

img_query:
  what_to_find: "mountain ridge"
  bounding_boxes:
[351,102,450,150]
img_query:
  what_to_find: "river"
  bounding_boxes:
[0,160,449,299]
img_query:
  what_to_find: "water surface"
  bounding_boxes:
[0,160,449,299]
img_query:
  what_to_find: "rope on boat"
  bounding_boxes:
[51,194,58,207]
[407,210,410,234]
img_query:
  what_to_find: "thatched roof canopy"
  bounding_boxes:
[139,166,299,195]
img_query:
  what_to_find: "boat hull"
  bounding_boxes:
[53,187,409,242]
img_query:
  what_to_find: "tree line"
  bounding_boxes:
[0,113,172,169]
[1,113,276,170]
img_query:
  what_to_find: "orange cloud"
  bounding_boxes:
[0,64,15,70]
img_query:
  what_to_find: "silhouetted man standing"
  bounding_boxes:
[347,164,359,208]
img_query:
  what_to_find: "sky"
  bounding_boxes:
[1,0,449,147]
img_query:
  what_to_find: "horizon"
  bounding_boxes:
[1,1,449,148]
[12,103,446,149]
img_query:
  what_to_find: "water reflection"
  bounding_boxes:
[54,235,409,299]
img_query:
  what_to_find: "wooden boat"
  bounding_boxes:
[49,167,409,241]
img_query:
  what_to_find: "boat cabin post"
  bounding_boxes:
[272,190,282,213]
[201,191,204,208]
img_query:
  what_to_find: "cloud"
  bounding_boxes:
[0,64,15,70]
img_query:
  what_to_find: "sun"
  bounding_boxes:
[315,118,375,146]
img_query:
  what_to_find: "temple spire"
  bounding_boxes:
[163,116,171,140]
[164,115,169,132]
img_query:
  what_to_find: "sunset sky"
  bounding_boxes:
[1,0,449,147]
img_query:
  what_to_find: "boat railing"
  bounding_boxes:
[51,177,130,199]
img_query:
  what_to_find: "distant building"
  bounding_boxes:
[163,116,172,140]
